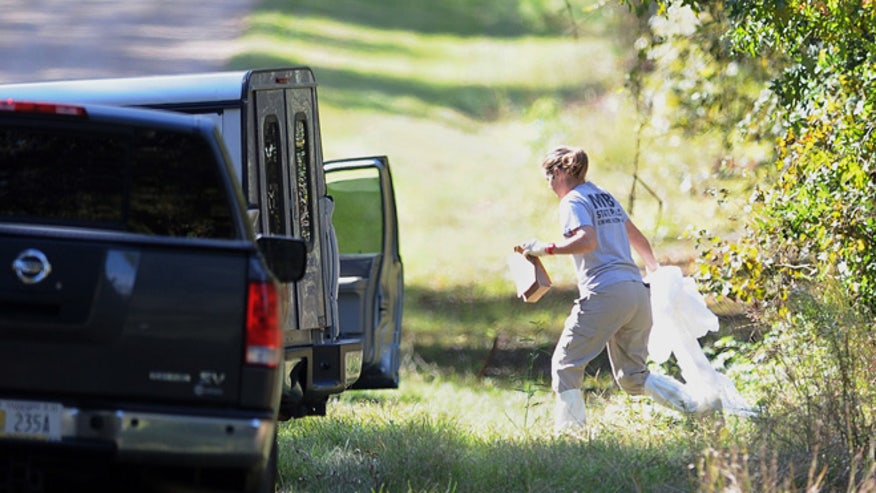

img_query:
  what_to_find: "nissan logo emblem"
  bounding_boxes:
[12,248,52,285]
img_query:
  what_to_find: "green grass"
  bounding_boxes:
[227,1,785,492]
[276,367,765,492]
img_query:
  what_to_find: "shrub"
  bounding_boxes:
[746,284,876,489]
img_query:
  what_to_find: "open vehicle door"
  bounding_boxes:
[325,156,403,389]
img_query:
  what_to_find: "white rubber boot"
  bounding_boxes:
[554,389,586,434]
[643,374,716,415]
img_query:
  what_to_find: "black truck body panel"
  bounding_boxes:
[0,100,302,491]
[0,234,249,405]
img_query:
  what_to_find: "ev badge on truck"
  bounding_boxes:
[12,249,52,285]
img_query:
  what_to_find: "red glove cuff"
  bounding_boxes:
[546,243,556,255]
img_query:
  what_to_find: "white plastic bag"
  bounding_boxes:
[645,266,756,416]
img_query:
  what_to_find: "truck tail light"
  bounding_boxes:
[0,99,87,116]
[245,281,282,368]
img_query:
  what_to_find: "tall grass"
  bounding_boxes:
[745,284,876,490]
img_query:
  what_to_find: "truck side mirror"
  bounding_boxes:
[256,236,307,283]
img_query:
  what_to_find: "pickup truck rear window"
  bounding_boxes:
[0,123,236,239]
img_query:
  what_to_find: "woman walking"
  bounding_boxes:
[519,145,711,433]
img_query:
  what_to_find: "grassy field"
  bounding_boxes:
[231,0,750,292]
[229,1,766,491]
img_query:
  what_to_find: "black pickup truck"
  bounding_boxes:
[0,100,305,491]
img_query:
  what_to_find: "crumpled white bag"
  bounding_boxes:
[645,266,756,416]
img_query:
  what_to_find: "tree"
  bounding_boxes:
[623,0,876,317]
[618,1,876,482]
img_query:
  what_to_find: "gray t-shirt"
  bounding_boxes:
[559,181,642,297]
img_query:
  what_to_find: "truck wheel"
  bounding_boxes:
[247,431,278,493]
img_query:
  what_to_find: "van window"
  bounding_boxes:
[293,115,313,245]
[263,116,287,235]
[0,123,235,239]
[326,167,383,254]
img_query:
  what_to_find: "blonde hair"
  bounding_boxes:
[542,145,589,182]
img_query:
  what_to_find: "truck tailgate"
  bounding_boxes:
[0,234,249,406]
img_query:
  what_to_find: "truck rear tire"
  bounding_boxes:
[247,431,278,493]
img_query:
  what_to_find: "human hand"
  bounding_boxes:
[518,239,555,257]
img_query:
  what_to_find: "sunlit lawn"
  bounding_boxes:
[231,0,750,291]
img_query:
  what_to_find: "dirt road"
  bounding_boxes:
[0,0,255,83]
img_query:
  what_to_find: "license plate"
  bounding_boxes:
[0,399,63,441]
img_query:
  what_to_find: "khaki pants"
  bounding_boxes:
[552,280,652,395]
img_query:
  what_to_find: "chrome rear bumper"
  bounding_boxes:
[62,407,274,465]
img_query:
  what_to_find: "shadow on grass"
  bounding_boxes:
[256,0,580,38]
[229,53,607,122]
[403,284,613,385]
[401,283,755,388]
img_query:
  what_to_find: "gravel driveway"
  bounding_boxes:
[0,0,255,83]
